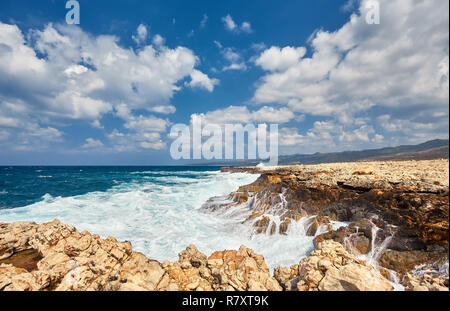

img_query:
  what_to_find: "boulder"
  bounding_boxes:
[0,220,281,291]
[273,265,299,291]
[379,250,435,274]
[294,240,393,291]
[402,273,449,291]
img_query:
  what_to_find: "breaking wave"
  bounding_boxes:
[0,168,347,271]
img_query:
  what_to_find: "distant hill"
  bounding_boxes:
[361,145,448,162]
[205,139,449,166]
[277,139,449,165]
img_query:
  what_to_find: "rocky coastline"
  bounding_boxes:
[1,159,448,291]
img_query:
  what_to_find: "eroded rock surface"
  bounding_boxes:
[1,160,449,291]
[276,240,393,291]
[1,220,448,291]
[217,160,449,284]
[0,220,281,291]
[402,273,449,291]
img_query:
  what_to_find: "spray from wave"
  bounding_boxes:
[0,169,345,271]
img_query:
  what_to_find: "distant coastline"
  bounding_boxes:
[199,139,449,167]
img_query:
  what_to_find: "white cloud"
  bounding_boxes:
[222,14,253,34]
[376,114,445,141]
[341,0,360,12]
[251,106,294,123]
[215,44,247,71]
[82,138,104,149]
[106,104,169,151]
[188,69,220,92]
[140,141,165,150]
[251,42,267,51]
[2,122,64,151]
[193,105,294,125]
[223,49,240,63]
[149,105,176,114]
[254,1,449,118]
[241,22,253,34]
[373,134,384,143]
[27,125,63,142]
[0,116,19,127]
[123,115,169,133]
[278,128,305,147]
[255,46,306,72]
[222,14,237,31]
[223,62,247,71]
[338,125,374,143]
[0,22,213,119]
[277,119,388,154]
[107,127,166,151]
[252,0,449,150]
[0,21,217,151]
[132,24,148,45]
[152,34,165,46]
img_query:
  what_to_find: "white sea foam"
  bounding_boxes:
[0,171,342,271]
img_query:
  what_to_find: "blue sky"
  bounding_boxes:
[0,0,448,165]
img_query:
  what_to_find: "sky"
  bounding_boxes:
[0,0,448,165]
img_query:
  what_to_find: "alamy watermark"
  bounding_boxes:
[169,116,279,166]
[66,0,80,24]
[365,0,380,25]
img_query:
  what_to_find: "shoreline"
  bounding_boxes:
[1,159,448,291]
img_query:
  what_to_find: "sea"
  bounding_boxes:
[0,166,338,271]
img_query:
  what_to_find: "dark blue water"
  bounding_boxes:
[0,166,221,209]
[0,166,333,271]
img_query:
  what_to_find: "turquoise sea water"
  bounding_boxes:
[0,166,223,209]
[0,166,326,270]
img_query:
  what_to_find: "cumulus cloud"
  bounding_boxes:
[254,0,448,115]
[214,42,248,71]
[222,14,237,31]
[0,21,217,152]
[0,120,64,151]
[255,46,306,72]
[222,14,253,34]
[188,69,220,92]
[106,104,169,151]
[152,34,165,46]
[132,24,148,45]
[251,42,267,51]
[278,121,381,153]
[82,138,104,149]
[192,105,294,125]
[223,63,247,71]
[240,22,253,34]
[107,128,166,152]
[341,0,360,12]
[252,0,449,151]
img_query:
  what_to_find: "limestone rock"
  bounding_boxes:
[288,240,393,291]
[0,264,44,291]
[379,250,434,274]
[206,245,282,291]
[0,220,281,291]
[403,273,449,291]
[274,265,299,291]
[318,263,392,291]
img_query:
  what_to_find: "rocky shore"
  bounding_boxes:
[218,159,449,290]
[0,159,448,291]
